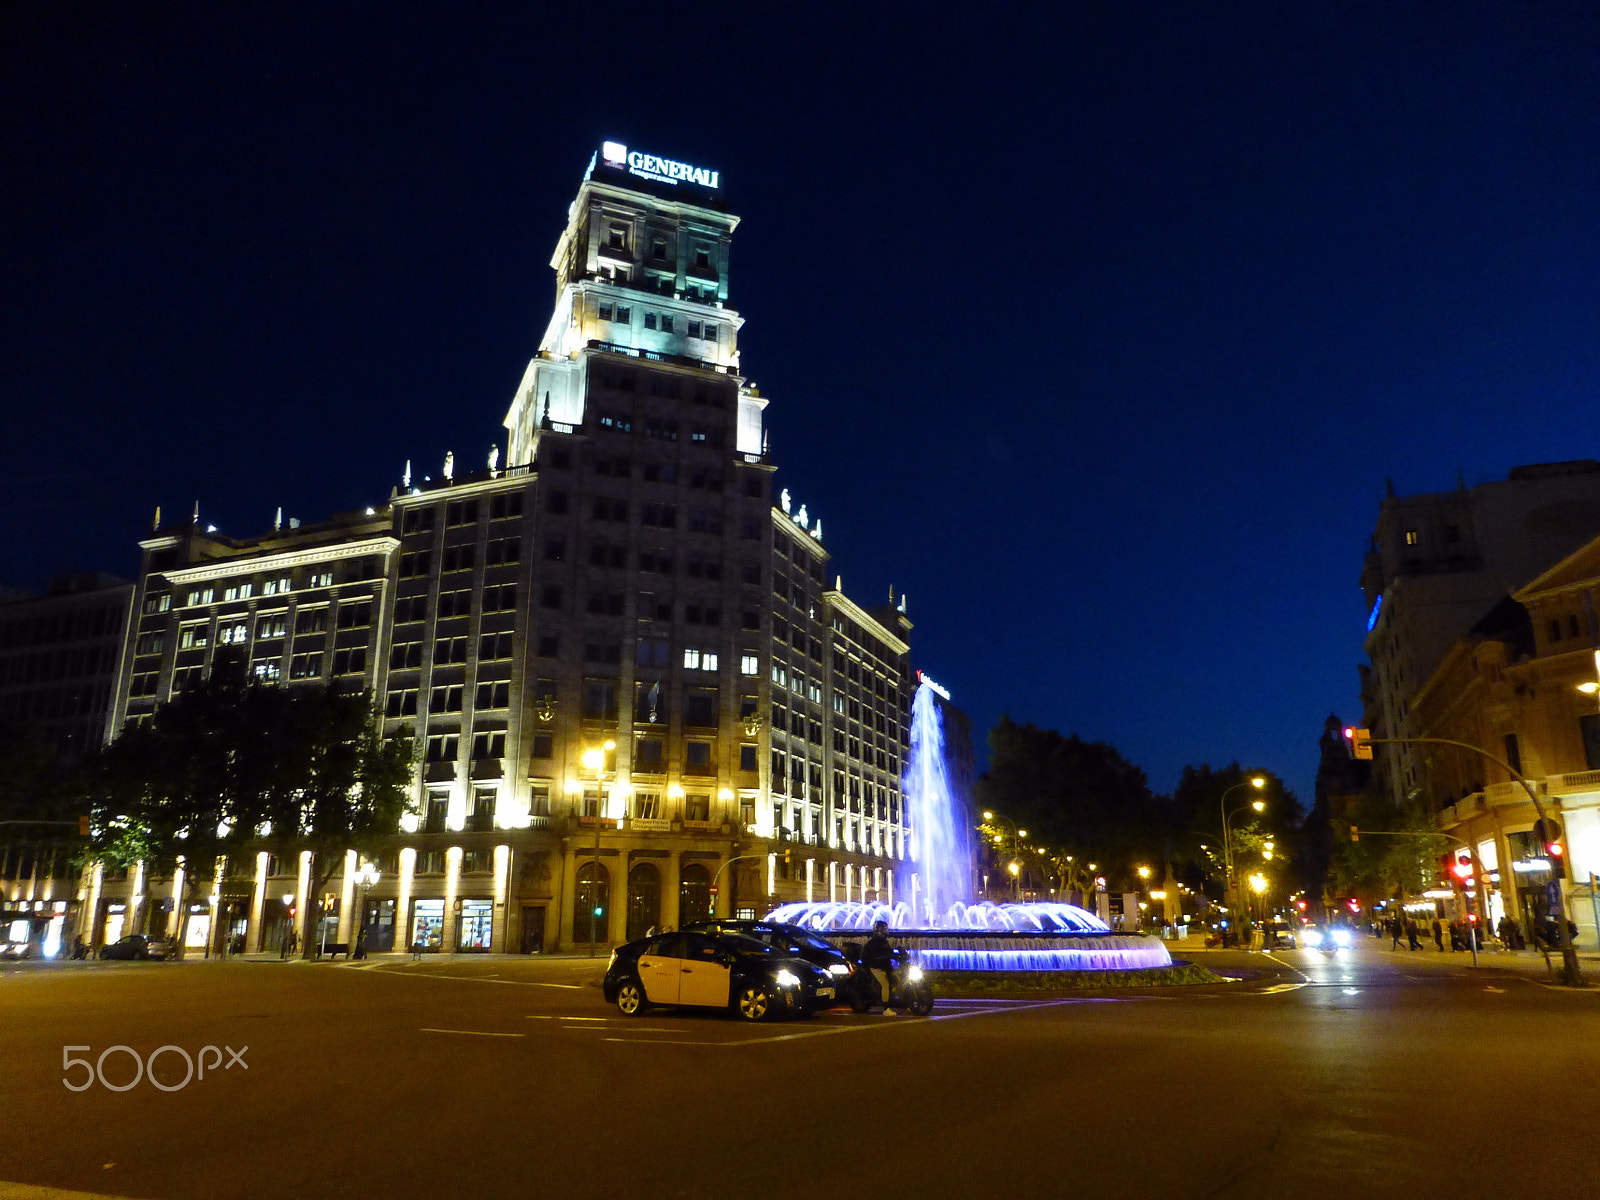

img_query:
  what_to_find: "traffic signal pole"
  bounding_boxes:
[1354,733,1584,987]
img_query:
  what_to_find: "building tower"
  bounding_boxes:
[95,143,916,956]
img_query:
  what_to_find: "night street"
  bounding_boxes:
[2,945,1596,1200]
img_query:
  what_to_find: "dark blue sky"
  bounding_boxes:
[4,4,1598,803]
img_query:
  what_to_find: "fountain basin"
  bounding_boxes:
[765,900,1173,971]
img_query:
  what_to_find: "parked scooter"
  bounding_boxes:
[838,942,935,1015]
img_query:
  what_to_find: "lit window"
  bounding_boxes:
[1404,530,1419,546]
[683,648,702,670]
[740,654,759,676]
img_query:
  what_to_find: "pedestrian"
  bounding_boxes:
[1406,918,1422,951]
[1432,917,1444,952]
[1390,916,1403,950]
[353,928,367,961]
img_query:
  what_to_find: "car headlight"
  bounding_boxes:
[1302,929,1324,947]
[775,969,800,989]
[905,965,923,983]
[827,963,849,976]
[1332,929,1352,948]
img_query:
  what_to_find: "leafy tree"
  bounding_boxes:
[91,658,412,958]
[1327,789,1444,905]
[977,717,1160,888]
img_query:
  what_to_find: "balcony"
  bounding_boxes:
[1548,770,1600,797]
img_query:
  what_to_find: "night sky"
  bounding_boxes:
[4,5,1598,804]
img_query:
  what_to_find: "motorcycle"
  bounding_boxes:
[837,943,935,1016]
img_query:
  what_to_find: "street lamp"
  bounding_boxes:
[354,862,380,958]
[1219,775,1268,946]
[280,892,296,959]
[582,739,617,958]
[1007,860,1020,900]
[980,812,1021,898]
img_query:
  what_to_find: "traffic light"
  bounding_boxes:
[1346,898,1361,913]
[1450,856,1474,883]
[783,848,792,866]
[1534,817,1567,879]
[1349,825,1360,843]
[78,815,90,837]
[1342,727,1373,760]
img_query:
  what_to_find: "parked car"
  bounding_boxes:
[98,934,173,961]
[680,919,852,994]
[603,930,834,1021]
[0,939,34,960]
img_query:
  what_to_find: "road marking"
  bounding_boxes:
[365,967,582,989]
[604,1038,730,1045]
[0,1183,143,1199]
[419,1028,525,1038]
[1484,986,1506,993]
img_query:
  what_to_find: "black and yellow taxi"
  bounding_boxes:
[602,930,834,1021]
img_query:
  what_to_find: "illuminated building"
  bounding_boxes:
[89,144,916,954]
[1359,461,1600,810]
[1409,532,1600,946]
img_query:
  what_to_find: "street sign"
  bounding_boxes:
[1546,880,1563,911]
[708,885,719,897]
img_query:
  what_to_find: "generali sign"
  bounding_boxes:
[601,141,720,190]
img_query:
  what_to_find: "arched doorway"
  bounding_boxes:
[626,862,661,941]
[575,861,610,947]
[680,862,711,924]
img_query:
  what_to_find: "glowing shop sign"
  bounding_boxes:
[601,141,719,190]
[916,671,951,700]
[1366,593,1383,633]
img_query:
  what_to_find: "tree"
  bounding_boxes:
[977,717,1160,888]
[1327,789,1443,906]
[91,659,413,958]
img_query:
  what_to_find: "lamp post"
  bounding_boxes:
[582,739,616,958]
[981,811,1024,900]
[354,862,380,957]
[1220,776,1267,946]
[1249,872,1269,943]
[279,893,295,959]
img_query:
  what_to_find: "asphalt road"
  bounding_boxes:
[1,943,1596,1200]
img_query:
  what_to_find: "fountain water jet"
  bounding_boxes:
[763,679,1172,971]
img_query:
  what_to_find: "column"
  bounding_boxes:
[335,850,357,944]
[246,852,268,954]
[663,853,681,932]
[169,860,185,938]
[805,858,814,903]
[294,852,312,951]
[557,849,577,950]
[886,867,894,908]
[396,848,416,953]
[443,847,462,953]
[129,861,146,934]
[829,860,837,902]
[607,860,626,946]
[492,845,510,953]
[84,862,103,950]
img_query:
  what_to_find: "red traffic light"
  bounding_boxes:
[1548,842,1564,857]
[1346,898,1360,912]
[1295,900,1307,911]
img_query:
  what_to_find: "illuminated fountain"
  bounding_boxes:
[766,680,1173,972]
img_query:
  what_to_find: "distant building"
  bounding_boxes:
[1360,462,1600,808]
[0,572,134,761]
[0,573,133,956]
[1410,533,1600,945]
[77,144,921,956]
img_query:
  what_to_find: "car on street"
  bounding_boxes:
[1262,919,1299,950]
[0,938,34,960]
[97,934,173,961]
[679,918,852,1000]
[603,930,834,1020]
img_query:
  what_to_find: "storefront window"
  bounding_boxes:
[412,899,445,952]
[458,899,493,950]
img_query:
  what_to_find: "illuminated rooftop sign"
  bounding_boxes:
[600,141,719,190]
[916,670,951,701]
